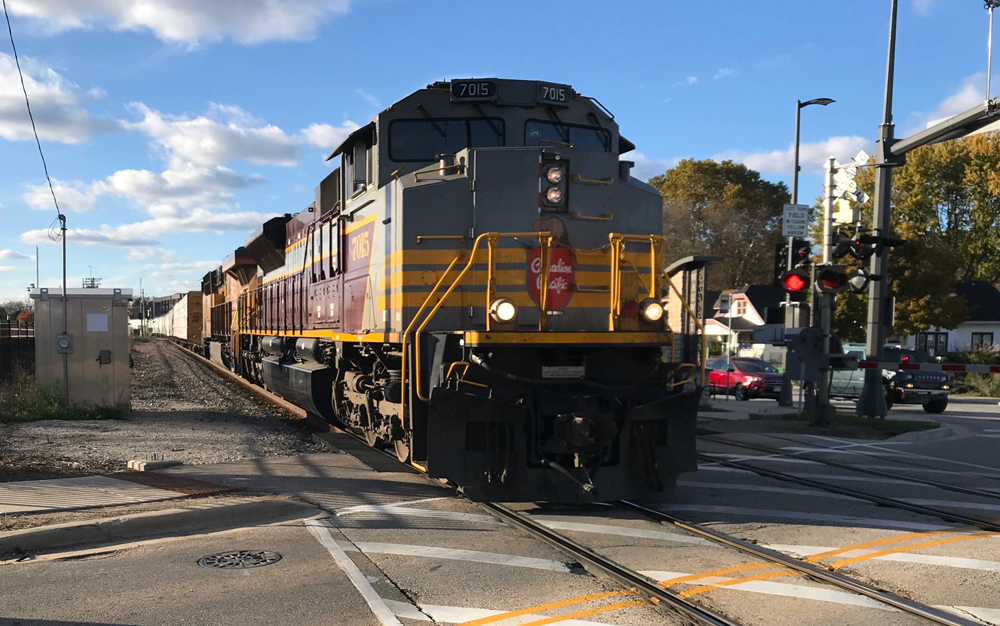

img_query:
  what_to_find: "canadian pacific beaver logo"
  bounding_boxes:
[527,247,575,311]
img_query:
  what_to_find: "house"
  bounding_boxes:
[902,281,1000,357]
[705,284,786,364]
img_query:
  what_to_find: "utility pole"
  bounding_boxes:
[859,0,898,418]
[35,245,38,290]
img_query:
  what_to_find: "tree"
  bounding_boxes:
[16,310,34,325]
[825,135,1000,339]
[649,159,790,291]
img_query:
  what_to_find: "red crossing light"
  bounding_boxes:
[780,270,809,294]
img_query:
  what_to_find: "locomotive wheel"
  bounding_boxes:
[394,438,410,464]
[364,428,381,448]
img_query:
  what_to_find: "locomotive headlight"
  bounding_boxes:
[545,165,564,184]
[490,298,517,323]
[639,299,663,323]
[545,186,564,204]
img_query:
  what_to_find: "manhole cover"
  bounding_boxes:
[197,550,282,569]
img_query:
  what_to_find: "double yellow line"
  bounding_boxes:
[454,522,996,626]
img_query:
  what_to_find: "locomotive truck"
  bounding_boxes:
[171,78,702,502]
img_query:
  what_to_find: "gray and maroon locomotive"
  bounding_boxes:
[195,78,701,502]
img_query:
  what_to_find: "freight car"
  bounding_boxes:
[197,78,702,502]
[147,291,204,345]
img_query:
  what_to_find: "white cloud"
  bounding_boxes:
[0,250,31,260]
[6,0,353,45]
[713,68,738,80]
[0,266,16,273]
[620,151,680,181]
[913,0,935,16]
[24,163,262,219]
[0,53,114,143]
[908,73,1000,137]
[157,260,219,272]
[126,103,299,167]
[672,76,698,87]
[356,89,381,110]
[300,120,361,151]
[20,209,276,248]
[713,136,876,175]
[24,179,99,212]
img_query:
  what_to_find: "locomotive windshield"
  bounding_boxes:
[389,118,505,161]
[525,120,611,151]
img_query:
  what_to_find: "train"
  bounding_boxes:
[145,78,703,502]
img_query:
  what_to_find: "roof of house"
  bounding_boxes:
[956,281,1000,322]
[741,285,785,318]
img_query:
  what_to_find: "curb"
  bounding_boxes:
[0,498,320,560]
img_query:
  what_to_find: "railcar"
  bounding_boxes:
[199,78,702,502]
[147,291,203,345]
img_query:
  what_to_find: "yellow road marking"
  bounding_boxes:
[803,527,972,564]
[830,531,995,570]
[658,562,777,588]
[514,599,649,626]
[677,569,797,598]
[454,590,635,626]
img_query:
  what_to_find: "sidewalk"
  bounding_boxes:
[700,396,801,421]
[0,472,232,514]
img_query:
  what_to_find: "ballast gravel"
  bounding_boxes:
[0,340,321,481]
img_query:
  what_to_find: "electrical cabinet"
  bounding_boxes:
[30,288,132,407]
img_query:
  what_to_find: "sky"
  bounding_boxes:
[0,0,995,301]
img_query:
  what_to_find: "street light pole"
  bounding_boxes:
[780,96,834,407]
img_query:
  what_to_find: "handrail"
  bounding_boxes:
[608,234,663,330]
[417,235,466,244]
[663,270,708,388]
[569,210,613,221]
[413,231,552,402]
[570,174,613,185]
[400,256,460,430]
[413,163,461,182]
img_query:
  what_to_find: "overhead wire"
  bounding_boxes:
[3,0,64,241]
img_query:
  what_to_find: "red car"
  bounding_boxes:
[706,357,783,401]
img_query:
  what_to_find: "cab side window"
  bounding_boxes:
[347,141,371,194]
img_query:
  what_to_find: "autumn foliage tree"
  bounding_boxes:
[16,309,34,325]
[649,159,790,291]
[830,133,1000,340]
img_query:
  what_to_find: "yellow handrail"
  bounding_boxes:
[570,174,613,185]
[417,235,466,244]
[413,231,552,402]
[569,210,613,221]
[400,256,460,429]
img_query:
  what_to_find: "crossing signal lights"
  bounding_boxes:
[774,238,812,288]
[816,265,848,294]
[780,268,810,300]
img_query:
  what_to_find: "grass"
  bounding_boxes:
[783,411,940,436]
[952,373,1000,397]
[0,369,130,423]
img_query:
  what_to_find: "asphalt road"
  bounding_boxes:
[4,395,1000,626]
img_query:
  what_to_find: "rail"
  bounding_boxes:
[608,234,662,331]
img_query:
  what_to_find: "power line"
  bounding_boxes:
[2,0,63,235]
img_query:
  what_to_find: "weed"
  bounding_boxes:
[784,411,939,436]
[0,369,130,423]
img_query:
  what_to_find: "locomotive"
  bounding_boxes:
[193,78,700,502]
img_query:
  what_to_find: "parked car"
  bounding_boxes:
[705,357,784,401]
[831,344,950,414]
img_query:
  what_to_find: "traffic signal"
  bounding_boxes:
[779,268,810,301]
[816,265,848,294]
[832,232,863,260]
[773,238,812,287]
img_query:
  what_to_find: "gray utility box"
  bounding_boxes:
[30,288,132,407]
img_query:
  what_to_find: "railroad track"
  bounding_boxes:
[700,433,1000,501]
[164,341,984,626]
[699,435,1000,532]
